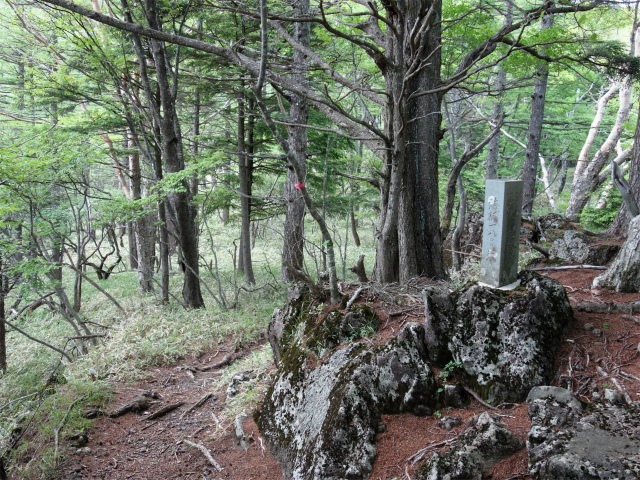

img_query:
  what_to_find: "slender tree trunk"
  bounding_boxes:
[485,0,512,180]
[281,0,309,282]
[566,80,632,220]
[0,260,7,372]
[129,0,203,307]
[127,222,138,269]
[608,103,640,236]
[238,87,255,284]
[522,11,553,216]
[129,133,154,292]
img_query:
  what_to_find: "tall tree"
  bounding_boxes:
[521,10,553,216]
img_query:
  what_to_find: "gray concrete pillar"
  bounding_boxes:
[480,180,523,288]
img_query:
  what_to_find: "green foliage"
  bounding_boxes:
[580,188,623,231]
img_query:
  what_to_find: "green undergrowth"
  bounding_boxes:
[0,267,287,479]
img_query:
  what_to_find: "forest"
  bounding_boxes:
[1,0,640,478]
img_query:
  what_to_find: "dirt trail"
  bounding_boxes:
[56,269,640,480]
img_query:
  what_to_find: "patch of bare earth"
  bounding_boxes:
[53,269,640,480]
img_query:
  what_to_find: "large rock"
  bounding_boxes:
[549,230,619,266]
[527,386,640,479]
[423,271,574,404]
[255,323,440,480]
[414,412,524,480]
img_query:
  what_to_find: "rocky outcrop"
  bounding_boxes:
[255,323,440,480]
[527,386,640,479]
[414,412,524,480]
[549,230,619,266]
[423,271,574,404]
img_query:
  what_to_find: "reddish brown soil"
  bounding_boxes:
[52,267,640,480]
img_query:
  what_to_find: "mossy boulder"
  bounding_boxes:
[267,285,379,363]
[255,323,440,480]
[423,271,574,404]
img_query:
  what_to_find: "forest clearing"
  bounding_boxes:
[2,0,640,478]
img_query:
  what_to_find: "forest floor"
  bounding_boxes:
[52,266,640,480]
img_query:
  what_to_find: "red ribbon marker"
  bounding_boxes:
[295,183,305,190]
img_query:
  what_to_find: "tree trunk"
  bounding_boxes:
[522,11,553,216]
[281,0,309,282]
[593,214,640,292]
[485,0,513,180]
[238,88,255,285]
[375,0,445,283]
[565,79,632,220]
[608,105,640,236]
[0,259,7,372]
[158,199,170,303]
[129,133,154,292]
[129,0,204,307]
[127,221,138,269]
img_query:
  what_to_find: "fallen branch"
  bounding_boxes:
[407,438,457,465]
[444,249,481,258]
[528,265,607,271]
[618,370,640,382]
[621,314,640,326]
[54,396,85,466]
[180,393,215,419]
[345,287,364,310]
[183,440,223,471]
[596,366,633,404]
[573,302,640,314]
[200,354,234,372]
[462,385,499,411]
[528,242,550,258]
[145,402,184,421]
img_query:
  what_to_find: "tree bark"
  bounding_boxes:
[608,104,640,236]
[522,11,553,216]
[281,0,309,282]
[593,214,640,292]
[128,0,204,307]
[566,79,632,220]
[485,0,513,180]
[0,259,7,372]
[238,87,255,285]
[129,133,154,292]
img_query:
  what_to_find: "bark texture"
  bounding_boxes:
[522,12,553,216]
[281,0,309,282]
[593,215,640,292]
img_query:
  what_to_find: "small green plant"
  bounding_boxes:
[434,410,442,419]
[602,322,610,329]
[602,383,611,389]
[437,360,463,392]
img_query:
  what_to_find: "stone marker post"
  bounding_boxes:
[480,180,523,288]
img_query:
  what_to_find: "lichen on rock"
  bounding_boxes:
[255,322,439,480]
[423,271,574,404]
[414,412,524,480]
[527,386,640,479]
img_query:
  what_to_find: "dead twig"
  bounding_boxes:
[462,385,499,411]
[183,440,223,471]
[529,265,607,271]
[407,438,457,465]
[180,393,215,419]
[200,354,234,372]
[54,396,85,466]
[345,286,364,310]
[596,366,633,404]
[145,402,185,421]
